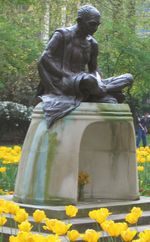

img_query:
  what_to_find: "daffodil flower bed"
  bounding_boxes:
[0,146,21,195]
[0,201,149,242]
[0,146,149,241]
[136,146,150,196]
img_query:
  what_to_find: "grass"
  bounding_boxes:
[0,146,21,195]
[147,134,150,145]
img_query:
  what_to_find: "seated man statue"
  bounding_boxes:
[38,5,133,127]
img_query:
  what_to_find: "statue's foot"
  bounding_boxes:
[109,91,125,103]
[126,73,133,81]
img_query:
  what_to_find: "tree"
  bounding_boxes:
[0,0,43,105]
[94,0,150,112]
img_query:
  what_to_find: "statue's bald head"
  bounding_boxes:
[77,5,100,21]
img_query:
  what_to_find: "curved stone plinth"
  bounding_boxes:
[13,102,139,205]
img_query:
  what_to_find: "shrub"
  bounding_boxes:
[0,101,33,144]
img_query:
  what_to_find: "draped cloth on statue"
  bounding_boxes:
[40,95,81,128]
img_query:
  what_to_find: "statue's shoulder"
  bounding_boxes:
[55,27,73,38]
[52,27,74,45]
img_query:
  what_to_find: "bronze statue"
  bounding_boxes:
[38,5,133,127]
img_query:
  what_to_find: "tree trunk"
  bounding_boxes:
[41,0,50,45]
[61,5,67,27]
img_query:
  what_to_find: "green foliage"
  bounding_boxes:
[94,0,150,114]
[0,101,32,122]
[137,145,150,196]
[0,0,42,105]
[0,101,32,144]
[139,162,150,196]
[0,145,21,193]
[96,2,149,77]
[0,163,18,192]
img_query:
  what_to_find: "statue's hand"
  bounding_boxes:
[98,85,107,94]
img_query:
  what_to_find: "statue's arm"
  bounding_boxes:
[88,39,99,73]
[38,31,67,79]
[88,39,103,78]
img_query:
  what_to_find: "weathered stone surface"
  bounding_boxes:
[14,102,139,205]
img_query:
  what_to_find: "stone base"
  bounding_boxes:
[4,195,150,219]
[14,102,139,205]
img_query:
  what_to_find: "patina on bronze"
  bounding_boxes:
[38,5,133,128]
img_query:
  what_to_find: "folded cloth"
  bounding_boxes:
[40,94,81,128]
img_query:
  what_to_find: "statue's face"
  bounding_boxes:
[80,14,101,35]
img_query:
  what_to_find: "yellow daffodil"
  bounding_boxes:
[88,210,98,220]
[9,235,19,242]
[147,155,150,162]
[33,209,46,223]
[6,201,20,215]
[46,234,61,242]
[0,199,5,206]
[99,208,112,216]
[139,230,150,242]
[105,222,124,237]
[130,207,143,217]
[67,230,80,241]
[14,208,28,223]
[0,200,10,213]
[121,228,137,241]
[51,220,72,235]
[0,145,21,164]
[0,200,7,213]
[137,166,144,171]
[88,208,111,224]
[18,220,33,232]
[101,221,127,237]
[0,167,6,172]
[13,146,21,152]
[125,213,139,224]
[81,229,101,242]
[140,157,146,163]
[15,231,33,242]
[43,218,59,232]
[118,222,128,231]
[101,220,114,232]
[0,216,7,226]
[65,205,78,217]
[27,233,46,242]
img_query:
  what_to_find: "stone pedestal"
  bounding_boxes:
[13,103,139,205]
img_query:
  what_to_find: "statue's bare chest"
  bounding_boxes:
[70,37,91,68]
